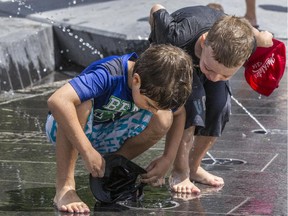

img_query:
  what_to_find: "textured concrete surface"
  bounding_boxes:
[0,0,287,215]
[0,66,286,216]
[0,18,58,92]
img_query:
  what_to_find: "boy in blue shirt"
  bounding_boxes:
[45,44,193,213]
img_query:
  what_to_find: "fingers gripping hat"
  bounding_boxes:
[90,154,147,204]
[244,38,286,96]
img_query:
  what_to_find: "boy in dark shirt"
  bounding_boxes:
[149,4,273,194]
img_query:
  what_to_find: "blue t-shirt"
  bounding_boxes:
[69,53,140,125]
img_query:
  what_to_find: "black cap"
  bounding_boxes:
[90,154,147,204]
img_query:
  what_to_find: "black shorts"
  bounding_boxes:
[184,69,231,137]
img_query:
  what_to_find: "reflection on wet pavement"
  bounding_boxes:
[0,69,287,215]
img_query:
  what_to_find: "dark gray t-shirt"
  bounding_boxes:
[149,5,224,64]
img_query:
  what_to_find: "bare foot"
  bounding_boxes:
[168,172,200,194]
[190,166,224,187]
[54,186,90,213]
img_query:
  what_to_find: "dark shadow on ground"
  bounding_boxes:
[259,4,288,13]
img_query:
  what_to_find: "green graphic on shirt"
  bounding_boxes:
[94,95,139,122]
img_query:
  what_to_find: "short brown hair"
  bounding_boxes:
[133,44,193,110]
[205,15,255,68]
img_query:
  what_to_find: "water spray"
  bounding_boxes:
[231,96,268,134]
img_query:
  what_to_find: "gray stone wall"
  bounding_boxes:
[0,18,57,92]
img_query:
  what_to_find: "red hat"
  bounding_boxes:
[244,38,286,96]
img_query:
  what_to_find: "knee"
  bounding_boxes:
[148,110,173,138]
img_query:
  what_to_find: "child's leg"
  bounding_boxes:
[54,126,90,213]
[169,126,201,194]
[187,79,229,188]
[189,136,224,186]
[170,131,224,194]
[244,0,257,27]
[50,100,92,213]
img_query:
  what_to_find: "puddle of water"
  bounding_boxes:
[0,186,55,212]
[0,175,94,212]
[117,185,179,210]
[119,199,179,210]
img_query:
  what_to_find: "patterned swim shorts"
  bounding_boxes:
[45,108,152,155]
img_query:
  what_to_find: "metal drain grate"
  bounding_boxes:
[251,129,268,134]
[202,158,247,165]
[119,200,180,210]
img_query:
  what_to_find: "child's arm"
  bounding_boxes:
[149,4,165,28]
[141,106,186,184]
[149,4,188,47]
[253,27,273,48]
[48,83,105,177]
[150,4,273,49]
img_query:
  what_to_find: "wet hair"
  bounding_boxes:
[133,44,193,110]
[205,15,255,68]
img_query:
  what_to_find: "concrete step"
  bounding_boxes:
[0,17,59,92]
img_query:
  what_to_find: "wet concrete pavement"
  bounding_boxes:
[0,66,287,216]
[0,0,287,215]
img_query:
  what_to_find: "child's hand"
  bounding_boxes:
[255,30,273,48]
[82,147,105,177]
[140,155,171,186]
